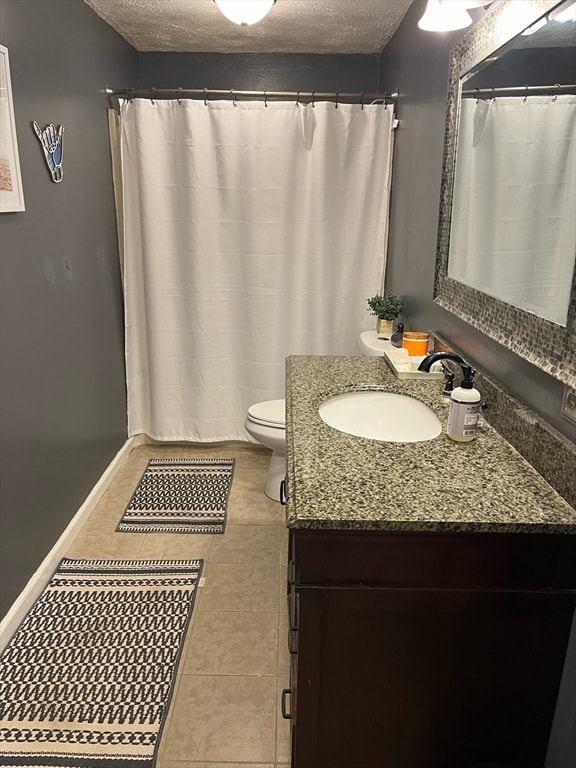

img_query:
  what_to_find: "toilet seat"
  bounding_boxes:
[247,399,286,429]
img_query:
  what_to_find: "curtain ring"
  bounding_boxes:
[552,83,561,101]
[151,87,156,105]
[475,87,480,103]
[491,87,495,102]
[264,91,268,107]
[177,86,183,105]
[203,88,209,106]
[311,91,315,108]
[360,92,364,110]
[295,90,300,107]
[524,85,529,102]
[128,88,134,103]
[335,92,339,109]
[230,89,238,106]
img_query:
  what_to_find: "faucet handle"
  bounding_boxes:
[440,364,455,396]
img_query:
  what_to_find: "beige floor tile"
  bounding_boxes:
[55,442,290,765]
[100,472,144,505]
[230,443,272,470]
[178,440,271,469]
[161,675,276,762]
[84,494,127,520]
[182,610,278,676]
[64,529,146,559]
[131,444,185,459]
[198,561,280,613]
[138,533,216,561]
[110,458,153,488]
[177,444,235,460]
[228,470,285,526]
[209,524,283,565]
[76,510,123,537]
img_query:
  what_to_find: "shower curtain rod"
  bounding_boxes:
[462,83,576,97]
[105,86,398,105]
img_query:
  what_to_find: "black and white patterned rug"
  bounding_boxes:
[0,558,203,767]
[117,458,235,534]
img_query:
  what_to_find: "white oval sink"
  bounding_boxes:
[319,391,442,443]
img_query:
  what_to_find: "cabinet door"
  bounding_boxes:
[292,586,574,768]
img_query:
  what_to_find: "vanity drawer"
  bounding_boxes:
[292,529,576,592]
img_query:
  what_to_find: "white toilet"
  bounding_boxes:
[244,399,287,502]
[358,330,394,356]
[245,333,390,502]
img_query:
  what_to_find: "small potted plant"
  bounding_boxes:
[366,292,403,336]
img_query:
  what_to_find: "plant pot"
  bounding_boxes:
[376,318,394,336]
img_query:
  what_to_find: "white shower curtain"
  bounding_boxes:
[120,98,394,441]
[448,95,576,326]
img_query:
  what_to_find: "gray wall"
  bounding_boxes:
[0,0,137,618]
[138,51,382,94]
[380,0,574,440]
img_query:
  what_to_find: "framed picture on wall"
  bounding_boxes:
[0,44,25,212]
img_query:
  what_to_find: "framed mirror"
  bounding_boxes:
[434,0,575,386]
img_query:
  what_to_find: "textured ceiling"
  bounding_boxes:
[83,0,415,54]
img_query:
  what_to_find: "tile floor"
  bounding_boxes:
[65,441,292,768]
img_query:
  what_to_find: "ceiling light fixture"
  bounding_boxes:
[418,0,473,32]
[549,1,576,22]
[213,0,276,26]
[418,0,494,32]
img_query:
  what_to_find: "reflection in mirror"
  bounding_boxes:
[435,0,576,385]
[449,92,575,326]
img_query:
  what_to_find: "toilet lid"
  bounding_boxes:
[247,399,286,427]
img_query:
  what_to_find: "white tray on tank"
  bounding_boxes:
[382,349,444,381]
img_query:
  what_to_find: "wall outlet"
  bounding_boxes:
[561,385,576,425]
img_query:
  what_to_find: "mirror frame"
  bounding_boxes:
[434,0,575,386]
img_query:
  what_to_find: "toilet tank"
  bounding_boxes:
[358,331,394,356]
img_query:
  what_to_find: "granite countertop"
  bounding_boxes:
[285,355,576,534]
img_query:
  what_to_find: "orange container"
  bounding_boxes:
[402,332,430,356]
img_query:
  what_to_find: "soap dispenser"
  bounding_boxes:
[446,366,481,442]
[390,322,404,347]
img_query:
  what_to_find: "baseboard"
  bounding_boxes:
[0,436,141,653]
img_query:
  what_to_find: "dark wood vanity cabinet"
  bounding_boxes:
[284,529,576,768]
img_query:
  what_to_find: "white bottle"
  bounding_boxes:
[446,367,481,442]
